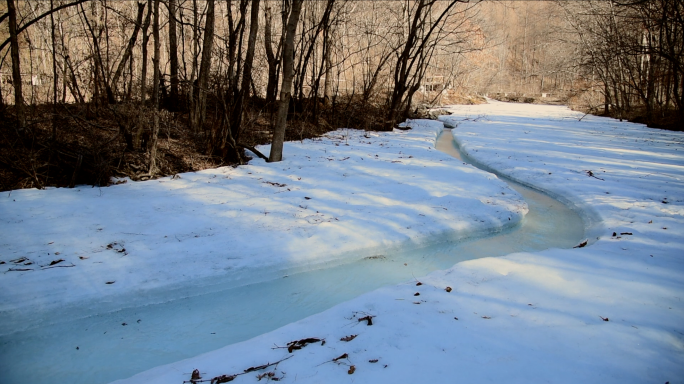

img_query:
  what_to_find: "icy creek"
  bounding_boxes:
[0,129,584,384]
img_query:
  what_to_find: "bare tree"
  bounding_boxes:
[263,0,282,107]
[168,0,179,109]
[386,0,470,128]
[225,0,261,162]
[148,0,161,175]
[269,0,303,162]
[0,0,507,189]
[564,0,682,126]
[110,1,146,101]
[190,0,215,132]
[6,0,25,130]
[139,0,153,103]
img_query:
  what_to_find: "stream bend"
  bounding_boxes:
[0,129,585,384]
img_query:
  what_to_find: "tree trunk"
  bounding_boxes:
[126,47,134,101]
[168,0,179,109]
[323,24,333,104]
[269,0,303,163]
[61,21,67,103]
[148,0,161,175]
[188,0,200,115]
[225,0,260,162]
[111,1,146,101]
[65,55,85,103]
[190,0,215,132]
[385,0,459,128]
[81,2,113,104]
[604,79,610,115]
[50,0,58,140]
[264,1,279,107]
[130,0,153,151]
[139,0,153,103]
[7,0,25,131]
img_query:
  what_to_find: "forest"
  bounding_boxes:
[0,0,682,191]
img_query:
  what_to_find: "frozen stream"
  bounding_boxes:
[0,130,585,384]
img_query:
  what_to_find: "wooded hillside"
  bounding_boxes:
[1,0,681,190]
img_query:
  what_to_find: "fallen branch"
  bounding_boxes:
[358,315,374,326]
[287,337,324,352]
[238,144,268,161]
[316,353,350,367]
[243,355,293,373]
[264,181,287,188]
[346,311,375,326]
[272,337,325,353]
[183,356,293,383]
[210,374,235,383]
[256,371,282,381]
[584,170,604,181]
[41,263,76,270]
[182,373,235,383]
[573,239,588,248]
[41,258,64,267]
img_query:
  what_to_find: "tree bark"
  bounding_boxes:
[323,24,333,103]
[264,1,279,106]
[139,0,153,103]
[7,0,25,131]
[148,0,161,175]
[604,77,610,115]
[50,0,58,140]
[190,0,215,132]
[269,0,303,163]
[168,0,179,109]
[111,1,146,101]
[134,0,153,150]
[188,0,200,115]
[233,0,260,136]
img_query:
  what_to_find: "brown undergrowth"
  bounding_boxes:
[566,91,682,131]
[488,92,682,131]
[0,95,402,192]
[1,103,217,191]
[570,103,683,131]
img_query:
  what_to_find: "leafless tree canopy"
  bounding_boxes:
[0,0,681,190]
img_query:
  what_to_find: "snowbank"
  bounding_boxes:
[111,100,684,384]
[0,120,525,333]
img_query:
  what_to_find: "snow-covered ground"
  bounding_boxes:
[2,100,683,383]
[0,121,525,326]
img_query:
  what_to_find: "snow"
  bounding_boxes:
[0,122,525,325]
[2,99,683,384]
[0,117,527,382]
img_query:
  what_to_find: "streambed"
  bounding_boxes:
[0,129,585,384]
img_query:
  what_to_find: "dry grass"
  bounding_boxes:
[0,92,486,192]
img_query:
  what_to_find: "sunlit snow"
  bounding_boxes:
[1,99,682,384]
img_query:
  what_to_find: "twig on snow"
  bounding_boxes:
[183,356,293,383]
